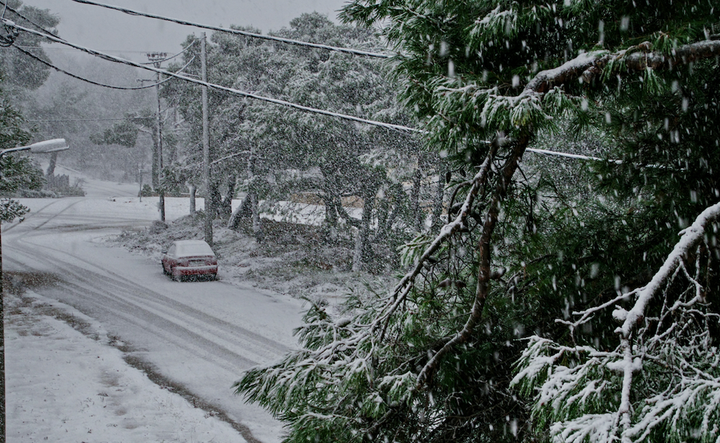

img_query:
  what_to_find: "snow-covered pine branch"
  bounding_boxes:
[513,201,720,443]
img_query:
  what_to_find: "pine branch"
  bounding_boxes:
[526,40,720,94]
[416,133,530,388]
[614,201,720,440]
[377,140,498,340]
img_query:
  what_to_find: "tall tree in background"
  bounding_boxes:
[239,13,423,269]
[0,83,43,221]
[0,0,56,220]
[170,14,427,271]
[0,0,58,92]
[24,57,154,182]
[235,1,720,442]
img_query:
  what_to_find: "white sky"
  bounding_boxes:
[23,0,348,61]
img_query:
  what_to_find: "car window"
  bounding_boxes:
[167,245,176,257]
[176,242,214,257]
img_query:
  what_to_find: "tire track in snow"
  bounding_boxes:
[3,201,298,443]
[3,249,278,443]
[2,198,66,233]
[3,246,291,368]
[4,236,292,356]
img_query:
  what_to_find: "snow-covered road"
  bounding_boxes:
[3,173,304,443]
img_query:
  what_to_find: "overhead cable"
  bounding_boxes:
[6,20,418,134]
[6,19,624,163]
[14,45,196,91]
[70,0,391,59]
[28,117,132,122]
[525,148,623,164]
[14,23,622,162]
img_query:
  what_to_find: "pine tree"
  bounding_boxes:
[234,1,720,442]
[0,82,42,222]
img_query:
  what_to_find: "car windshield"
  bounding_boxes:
[175,241,214,257]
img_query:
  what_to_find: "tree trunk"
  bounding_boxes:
[374,185,402,243]
[219,175,236,219]
[250,191,264,243]
[411,157,423,232]
[320,165,350,244]
[247,152,263,242]
[209,181,222,220]
[151,135,159,189]
[46,152,57,177]
[189,184,196,214]
[430,162,447,234]
[227,193,251,230]
[352,187,376,272]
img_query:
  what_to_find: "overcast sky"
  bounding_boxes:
[24,0,348,62]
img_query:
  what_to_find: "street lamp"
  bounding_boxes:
[1,138,70,157]
[0,138,69,443]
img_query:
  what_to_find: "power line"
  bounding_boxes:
[28,118,126,122]
[70,0,391,59]
[29,46,175,55]
[6,17,624,164]
[14,45,195,91]
[525,148,623,164]
[5,20,419,134]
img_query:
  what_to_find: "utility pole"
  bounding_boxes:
[147,52,167,222]
[201,33,212,245]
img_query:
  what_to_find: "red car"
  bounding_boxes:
[161,240,218,281]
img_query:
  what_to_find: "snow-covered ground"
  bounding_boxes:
[6,290,243,443]
[3,164,389,442]
[4,166,306,443]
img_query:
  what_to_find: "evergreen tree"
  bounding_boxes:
[235,1,720,442]
[170,14,425,269]
[0,82,43,222]
[0,0,58,91]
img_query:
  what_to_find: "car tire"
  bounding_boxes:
[162,262,169,275]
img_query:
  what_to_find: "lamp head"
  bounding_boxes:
[27,138,69,153]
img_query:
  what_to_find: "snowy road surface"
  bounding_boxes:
[3,173,304,443]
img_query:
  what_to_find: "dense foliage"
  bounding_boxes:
[167,14,432,270]
[0,83,43,222]
[0,0,58,91]
[234,1,720,442]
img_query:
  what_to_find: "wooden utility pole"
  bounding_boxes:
[201,33,212,245]
[147,52,167,222]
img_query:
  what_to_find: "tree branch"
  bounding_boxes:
[416,133,531,389]
[614,201,720,439]
[373,142,498,342]
[526,40,720,93]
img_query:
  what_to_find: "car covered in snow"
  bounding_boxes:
[161,240,218,281]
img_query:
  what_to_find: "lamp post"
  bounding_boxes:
[0,138,69,443]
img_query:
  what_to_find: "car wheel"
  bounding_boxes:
[162,262,169,275]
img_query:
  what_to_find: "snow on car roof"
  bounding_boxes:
[174,240,215,257]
